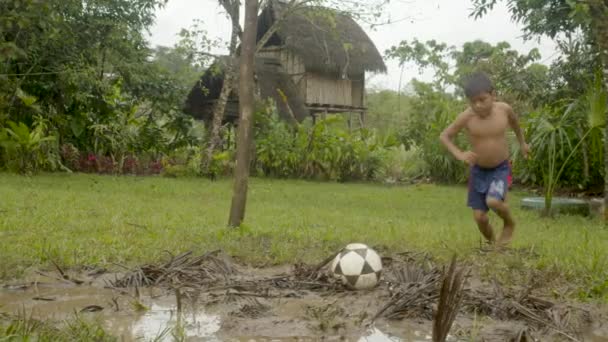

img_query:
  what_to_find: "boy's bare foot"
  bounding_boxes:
[497,220,515,247]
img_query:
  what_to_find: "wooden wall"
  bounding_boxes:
[306,73,352,107]
[258,47,366,108]
[258,47,307,99]
[351,76,364,108]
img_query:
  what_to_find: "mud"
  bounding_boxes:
[1,254,607,341]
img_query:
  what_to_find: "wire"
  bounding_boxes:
[0,70,80,76]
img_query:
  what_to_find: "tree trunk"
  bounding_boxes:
[228,0,258,227]
[603,58,608,225]
[201,0,240,176]
[592,1,608,224]
[603,4,608,225]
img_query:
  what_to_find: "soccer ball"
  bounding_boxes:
[330,243,382,290]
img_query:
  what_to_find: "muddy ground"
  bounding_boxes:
[1,251,607,341]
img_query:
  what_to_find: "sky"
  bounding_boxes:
[146,0,558,91]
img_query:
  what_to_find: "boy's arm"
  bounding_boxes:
[506,104,530,158]
[439,112,475,164]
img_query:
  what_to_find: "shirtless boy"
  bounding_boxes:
[440,72,530,247]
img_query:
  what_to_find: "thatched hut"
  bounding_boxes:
[184,0,386,125]
[184,56,309,124]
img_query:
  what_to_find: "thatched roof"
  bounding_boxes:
[183,57,310,123]
[257,1,387,76]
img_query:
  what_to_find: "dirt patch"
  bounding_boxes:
[1,250,606,341]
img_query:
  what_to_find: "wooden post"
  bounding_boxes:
[322,109,327,120]
[359,111,365,128]
[201,0,240,176]
[348,112,352,132]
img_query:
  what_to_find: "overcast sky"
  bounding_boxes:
[146,0,558,91]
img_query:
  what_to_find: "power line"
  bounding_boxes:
[0,70,80,77]
[0,59,166,77]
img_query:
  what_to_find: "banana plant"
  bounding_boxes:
[0,120,56,174]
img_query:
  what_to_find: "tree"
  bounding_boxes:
[228,0,258,227]
[587,1,608,223]
[385,39,550,113]
[223,0,393,226]
[0,0,168,127]
[0,0,208,172]
[471,0,608,223]
[202,0,241,176]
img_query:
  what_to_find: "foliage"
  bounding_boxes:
[365,88,412,136]
[394,81,469,184]
[385,39,454,89]
[254,109,392,182]
[0,0,207,174]
[385,39,551,113]
[373,144,428,184]
[452,40,550,111]
[161,145,234,179]
[470,0,594,40]
[546,37,601,103]
[0,118,58,174]
[544,74,605,213]
[517,73,605,193]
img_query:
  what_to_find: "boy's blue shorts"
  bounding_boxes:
[467,160,510,212]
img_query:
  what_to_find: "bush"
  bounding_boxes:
[254,110,391,182]
[514,84,605,190]
[418,110,468,184]
[374,144,428,184]
[394,82,469,184]
[58,143,163,175]
[0,119,59,174]
[162,146,234,179]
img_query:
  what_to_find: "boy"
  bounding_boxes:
[439,72,529,247]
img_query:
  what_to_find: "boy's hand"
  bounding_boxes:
[458,151,477,166]
[520,143,530,159]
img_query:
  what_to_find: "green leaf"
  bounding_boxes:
[15,88,38,107]
[70,119,85,138]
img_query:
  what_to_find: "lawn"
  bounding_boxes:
[0,173,606,300]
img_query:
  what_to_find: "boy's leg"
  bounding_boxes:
[473,209,495,244]
[486,175,515,246]
[468,171,495,244]
[487,198,515,246]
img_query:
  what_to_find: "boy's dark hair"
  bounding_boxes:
[463,72,494,99]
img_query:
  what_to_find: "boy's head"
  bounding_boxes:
[463,72,495,117]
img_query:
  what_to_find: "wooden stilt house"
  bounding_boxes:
[184,0,387,126]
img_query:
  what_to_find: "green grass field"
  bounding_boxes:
[0,173,606,300]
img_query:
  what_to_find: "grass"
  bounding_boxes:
[0,311,115,341]
[0,172,606,300]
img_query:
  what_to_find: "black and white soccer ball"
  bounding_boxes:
[330,243,382,290]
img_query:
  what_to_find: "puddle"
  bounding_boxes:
[1,274,607,341]
[584,321,608,342]
[359,327,433,342]
[0,281,221,341]
[0,281,446,342]
[104,303,222,341]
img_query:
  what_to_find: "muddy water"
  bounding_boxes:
[0,277,448,341]
[1,276,607,341]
